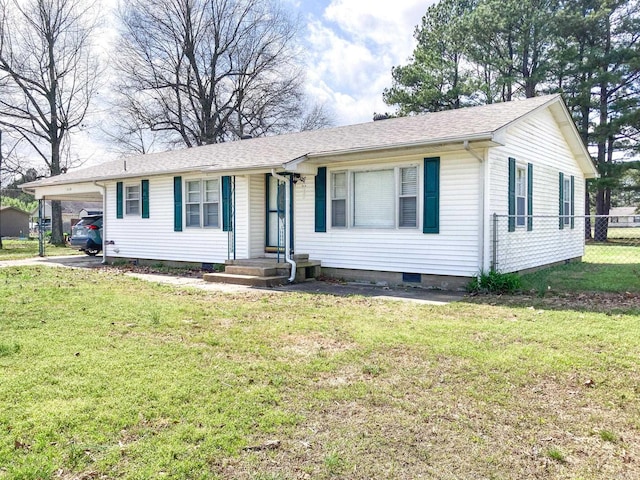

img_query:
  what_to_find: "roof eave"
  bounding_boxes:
[283,134,500,171]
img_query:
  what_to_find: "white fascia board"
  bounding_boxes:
[549,102,599,179]
[27,182,104,201]
[495,95,598,179]
[284,135,500,170]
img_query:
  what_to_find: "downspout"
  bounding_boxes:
[270,169,296,282]
[464,141,490,273]
[94,181,107,264]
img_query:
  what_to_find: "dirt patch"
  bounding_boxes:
[469,291,640,313]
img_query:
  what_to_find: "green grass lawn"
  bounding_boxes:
[0,239,82,260]
[1,266,639,479]
[521,243,640,293]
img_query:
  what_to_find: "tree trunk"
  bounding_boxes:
[594,187,608,242]
[584,183,592,240]
[50,200,64,245]
[49,137,65,245]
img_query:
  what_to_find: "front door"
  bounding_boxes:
[265,174,293,253]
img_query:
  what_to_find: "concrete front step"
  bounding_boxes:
[224,265,282,277]
[203,272,289,287]
[206,256,321,286]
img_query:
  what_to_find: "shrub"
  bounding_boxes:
[467,270,522,294]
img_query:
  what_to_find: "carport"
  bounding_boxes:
[21,181,106,261]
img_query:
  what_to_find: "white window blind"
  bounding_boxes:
[516,167,526,227]
[353,169,394,228]
[563,177,571,225]
[331,171,347,227]
[399,167,417,227]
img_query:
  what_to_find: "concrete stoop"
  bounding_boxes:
[203,254,321,287]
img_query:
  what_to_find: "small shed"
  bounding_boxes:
[0,206,29,238]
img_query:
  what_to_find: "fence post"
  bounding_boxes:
[492,213,498,272]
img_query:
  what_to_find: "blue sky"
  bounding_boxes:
[289,0,435,125]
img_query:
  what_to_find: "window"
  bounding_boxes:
[329,166,418,229]
[125,184,140,215]
[516,166,526,227]
[634,216,640,223]
[185,179,220,228]
[354,169,395,227]
[331,171,347,227]
[563,177,571,225]
[508,158,532,232]
[203,180,220,227]
[610,217,619,224]
[399,167,418,227]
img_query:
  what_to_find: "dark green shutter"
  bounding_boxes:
[570,175,575,229]
[527,163,533,231]
[116,182,123,219]
[559,172,564,230]
[315,167,327,232]
[423,157,440,234]
[141,180,149,219]
[222,176,232,232]
[173,176,182,232]
[508,158,516,232]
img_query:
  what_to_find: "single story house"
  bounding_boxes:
[23,94,598,289]
[608,207,640,227]
[0,206,29,238]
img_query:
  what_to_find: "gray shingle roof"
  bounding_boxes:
[26,95,561,187]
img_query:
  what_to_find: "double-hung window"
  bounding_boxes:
[331,171,347,227]
[330,166,419,229]
[563,176,571,226]
[186,179,220,228]
[125,184,140,215]
[399,167,418,227]
[516,166,526,227]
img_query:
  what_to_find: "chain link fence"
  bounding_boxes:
[492,214,640,292]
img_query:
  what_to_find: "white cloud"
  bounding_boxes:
[301,0,436,125]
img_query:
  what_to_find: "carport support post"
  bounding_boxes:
[38,199,45,257]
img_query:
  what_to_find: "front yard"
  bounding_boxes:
[1,266,639,479]
[0,239,82,261]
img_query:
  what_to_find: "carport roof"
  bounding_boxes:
[23,94,596,190]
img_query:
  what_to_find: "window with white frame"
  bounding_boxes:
[516,166,526,227]
[330,166,419,229]
[399,167,418,227]
[563,176,571,225]
[125,184,140,215]
[185,179,220,228]
[331,171,347,227]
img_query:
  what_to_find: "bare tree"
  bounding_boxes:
[115,0,313,149]
[0,0,99,245]
[299,102,334,132]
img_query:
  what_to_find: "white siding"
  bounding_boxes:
[294,153,482,277]
[488,108,586,272]
[103,174,249,263]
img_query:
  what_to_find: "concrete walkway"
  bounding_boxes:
[0,255,464,305]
